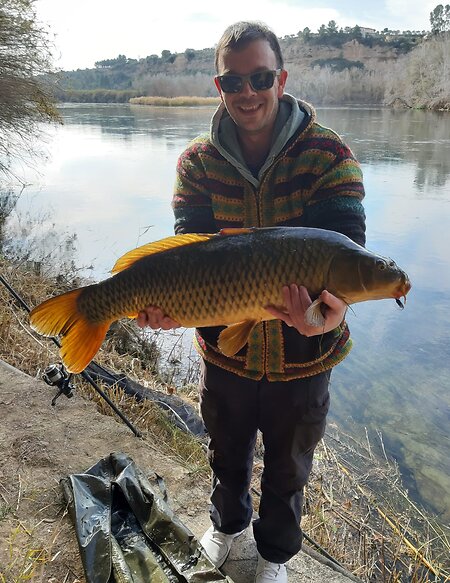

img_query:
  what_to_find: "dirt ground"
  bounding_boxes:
[0,360,212,582]
[0,359,358,583]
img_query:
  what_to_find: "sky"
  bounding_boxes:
[36,0,438,71]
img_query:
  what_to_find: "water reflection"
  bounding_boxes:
[318,107,450,193]
[7,104,450,524]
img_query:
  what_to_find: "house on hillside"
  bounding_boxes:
[359,27,377,37]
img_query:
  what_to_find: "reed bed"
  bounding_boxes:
[129,95,220,106]
[0,257,449,582]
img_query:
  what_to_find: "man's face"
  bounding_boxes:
[215,39,288,139]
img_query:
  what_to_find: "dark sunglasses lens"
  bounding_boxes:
[250,71,276,90]
[219,75,242,93]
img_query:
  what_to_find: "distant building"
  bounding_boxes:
[358,27,377,38]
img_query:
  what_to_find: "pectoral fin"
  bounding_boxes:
[304,299,326,328]
[217,319,259,356]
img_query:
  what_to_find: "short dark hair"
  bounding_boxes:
[214,21,284,73]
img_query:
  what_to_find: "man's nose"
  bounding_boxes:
[240,79,257,96]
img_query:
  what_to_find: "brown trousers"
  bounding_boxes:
[199,360,331,564]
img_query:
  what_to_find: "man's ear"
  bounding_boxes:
[278,69,288,98]
[214,77,224,101]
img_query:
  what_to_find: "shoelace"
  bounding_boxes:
[257,559,284,580]
[211,531,230,542]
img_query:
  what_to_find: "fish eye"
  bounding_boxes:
[376,259,387,270]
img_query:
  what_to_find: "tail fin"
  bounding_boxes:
[30,289,110,374]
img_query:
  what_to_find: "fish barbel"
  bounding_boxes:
[29,227,411,373]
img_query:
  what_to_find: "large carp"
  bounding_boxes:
[29,227,411,373]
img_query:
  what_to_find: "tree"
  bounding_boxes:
[430,4,450,33]
[350,25,363,40]
[327,20,339,35]
[0,0,60,179]
[317,24,327,39]
[161,49,176,63]
[145,54,159,67]
[184,48,196,62]
[301,27,311,41]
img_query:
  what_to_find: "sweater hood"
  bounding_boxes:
[210,93,315,187]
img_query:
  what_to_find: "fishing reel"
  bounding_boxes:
[42,363,75,406]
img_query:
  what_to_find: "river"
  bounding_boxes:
[6,103,450,525]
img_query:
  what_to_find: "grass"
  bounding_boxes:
[129,95,220,106]
[1,255,449,582]
[301,434,450,581]
[0,504,13,522]
[0,525,49,583]
[0,506,70,583]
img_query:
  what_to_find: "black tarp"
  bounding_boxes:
[61,452,232,583]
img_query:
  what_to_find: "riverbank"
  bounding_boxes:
[54,90,450,111]
[0,257,449,581]
[130,95,220,106]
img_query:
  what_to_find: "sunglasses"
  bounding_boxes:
[215,69,282,94]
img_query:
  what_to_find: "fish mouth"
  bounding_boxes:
[394,275,411,309]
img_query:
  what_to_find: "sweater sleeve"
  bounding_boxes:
[303,196,366,246]
[302,136,366,246]
[172,142,217,235]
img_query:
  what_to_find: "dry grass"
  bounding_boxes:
[129,95,220,106]
[301,432,449,581]
[0,517,69,583]
[1,256,449,582]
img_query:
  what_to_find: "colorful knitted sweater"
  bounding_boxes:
[172,96,366,380]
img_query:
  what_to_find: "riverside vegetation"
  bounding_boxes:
[53,21,450,110]
[0,226,450,580]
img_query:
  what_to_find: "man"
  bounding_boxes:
[137,21,365,583]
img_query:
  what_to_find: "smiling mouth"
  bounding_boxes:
[238,104,261,113]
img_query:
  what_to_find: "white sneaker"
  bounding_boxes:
[200,525,245,567]
[255,552,288,582]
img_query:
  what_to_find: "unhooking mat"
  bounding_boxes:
[61,452,232,583]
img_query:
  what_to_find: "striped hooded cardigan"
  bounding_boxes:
[172,98,366,381]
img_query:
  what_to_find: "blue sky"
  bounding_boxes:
[36,0,437,70]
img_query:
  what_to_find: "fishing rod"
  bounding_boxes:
[0,273,142,437]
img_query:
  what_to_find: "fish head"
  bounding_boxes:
[328,248,411,305]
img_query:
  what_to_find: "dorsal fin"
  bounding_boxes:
[111,233,215,274]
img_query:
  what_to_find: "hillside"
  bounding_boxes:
[53,30,424,104]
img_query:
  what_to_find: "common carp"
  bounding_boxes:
[29,227,411,373]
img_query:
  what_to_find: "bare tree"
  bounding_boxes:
[0,0,60,180]
[384,36,450,109]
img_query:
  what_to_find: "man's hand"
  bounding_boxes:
[266,285,347,337]
[136,306,181,330]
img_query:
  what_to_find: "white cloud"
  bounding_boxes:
[35,0,433,71]
[384,0,437,30]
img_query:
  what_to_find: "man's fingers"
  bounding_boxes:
[298,285,312,308]
[161,316,181,330]
[136,310,149,328]
[265,305,293,327]
[320,289,342,310]
[135,307,180,330]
